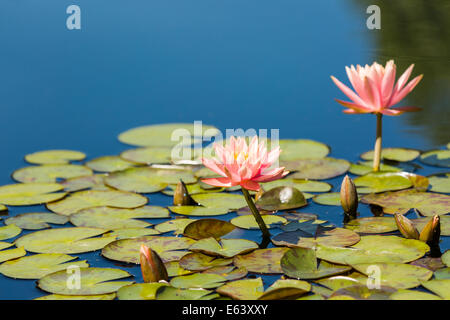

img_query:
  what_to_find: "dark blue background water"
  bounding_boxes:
[0,0,448,299]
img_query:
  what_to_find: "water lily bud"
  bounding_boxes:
[173,180,196,206]
[419,215,441,245]
[340,175,358,215]
[140,244,168,283]
[394,213,419,240]
[254,187,265,202]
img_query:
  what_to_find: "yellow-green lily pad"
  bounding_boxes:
[170,273,227,289]
[179,252,233,271]
[345,217,398,234]
[283,158,350,180]
[155,286,219,300]
[349,162,401,176]
[261,179,332,193]
[354,172,413,194]
[421,279,450,299]
[216,277,264,300]
[183,218,236,240]
[278,139,330,161]
[5,213,68,230]
[0,242,13,250]
[13,164,93,183]
[442,250,450,267]
[255,187,307,211]
[25,150,86,165]
[390,289,442,300]
[117,283,168,300]
[0,183,66,206]
[168,206,230,217]
[35,293,116,300]
[313,192,361,206]
[412,215,450,236]
[233,248,290,274]
[0,224,22,240]
[361,148,420,162]
[201,265,248,281]
[420,149,450,168]
[155,219,196,235]
[165,261,193,277]
[162,183,223,196]
[259,279,311,300]
[120,147,173,165]
[103,228,160,240]
[231,214,287,230]
[191,193,247,210]
[428,174,450,193]
[0,247,26,263]
[189,238,258,258]
[85,156,137,173]
[61,174,110,192]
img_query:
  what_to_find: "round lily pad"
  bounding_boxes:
[183,219,236,240]
[442,250,450,267]
[25,150,86,165]
[0,183,66,206]
[0,253,89,279]
[168,206,230,217]
[170,273,227,289]
[102,236,195,264]
[61,174,110,192]
[155,219,196,235]
[261,179,332,193]
[155,286,219,300]
[421,279,450,299]
[103,228,160,240]
[165,261,193,277]
[428,174,450,193]
[354,172,413,194]
[412,215,450,236]
[328,284,396,300]
[0,247,26,263]
[191,193,247,210]
[120,147,173,165]
[278,139,330,161]
[5,213,68,230]
[0,242,13,250]
[163,183,222,196]
[47,190,148,216]
[118,123,220,147]
[420,149,450,168]
[255,187,307,211]
[345,217,398,234]
[349,162,401,176]
[231,215,287,230]
[313,192,343,206]
[12,164,93,183]
[37,267,133,295]
[189,238,258,258]
[105,167,196,193]
[201,266,248,281]
[179,252,233,271]
[15,227,115,254]
[314,275,363,291]
[361,148,420,162]
[35,293,116,300]
[233,248,290,274]
[216,277,264,300]
[259,279,311,300]
[85,156,137,173]
[117,283,168,300]
[0,224,22,240]
[283,158,350,180]
[390,289,442,300]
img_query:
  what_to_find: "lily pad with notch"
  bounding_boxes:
[5,212,69,230]
[282,158,350,180]
[12,164,93,183]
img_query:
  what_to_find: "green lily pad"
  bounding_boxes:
[201,266,248,281]
[5,213,68,230]
[328,285,396,300]
[442,250,450,267]
[354,172,413,194]
[0,183,66,206]
[412,215,450,236]
[352,263,433,289]
[47,190,148,216]
[37,267,133,295]
[233,248,289,274]
[69,206,161,229]
[217,277,264,300]
[0,253,89,279]
[120,147,173,165]
[155,219,196,235]
[102,236,195,264]
[283,158,350,180]
[170,273,227,289]
[191,193,247,210]
[183,219,236,240]
[420,149,450,168]
[314,275,363,291]
[258,279,311,300]
[0,204,7,212]
[165,261,193,277]
[361,190,450,216]
[281,247,351,280]
[410,257,445,272]
[0,247,26,263]
[194,167,220,179]
[25,150,86,165]
[12,164,93,183]
[85,156,137,173]
[117,283,168,300]
[349,162,401,176]
[390,289,442,300]
[155,286,219,300]
[118,123,220,147]
[61,174,110,192]
[421,279,450,299]
[105,167,196,193]
[261,179,332,193]
[0,242,13,250]
[433,268,450,280]
[103,228,160,240]
[345,217,398,234]
[168,206,230,217]
[162,183,222,196]
[35,293,116,300]
[255,187,307,211]
[15,227,115,254]
[189,238,258,258]
[428,174,450,193]
[179,252,233,271]
[278,139,330,161]
[0,224,22,240]
[231,215,287,230]
[361,148,420,162]
[313,192,361,206]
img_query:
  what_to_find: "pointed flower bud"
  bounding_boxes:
[140,244,169,283]
[173,180,196,206]
[394,213,419,240]
[419,215,441,245]
[340,175,358,215]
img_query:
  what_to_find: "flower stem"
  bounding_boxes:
[241,188,271,239]
[373,113,383,172]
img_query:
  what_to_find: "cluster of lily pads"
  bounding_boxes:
[0,123,449,300]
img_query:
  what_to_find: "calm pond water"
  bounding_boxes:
[0,0,449,299]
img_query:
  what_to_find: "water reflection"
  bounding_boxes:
[354,0,450,145]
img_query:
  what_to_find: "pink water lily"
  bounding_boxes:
[201,136,289,191]
[331,60,423,115]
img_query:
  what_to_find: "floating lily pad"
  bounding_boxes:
[420,149,450,168]
[314,275,362,291]
[442,250,450,267]
[5,213,68,230]
[259,279,311,300]
[120,147,173,165]
[261,179,332,193]
[283,158,350,180]
[37,267,133,295]
[183,219,235,240]
[163,183,222,196]
[354,172,413,194]
[15,227,115,254]
[231,215,287,230]
[201,266,248,281]
[410,257,445,272]
[13,164,93,183]
[278,139,330,161]
[352,263,433,289]
[85,156,137,173]
[0,247,26,263]
[0,204,7,212]
[168,206,230,217]
[155,219,196,235]
[61,174,110,192]
[255,187,307,211]
[170,273,227,289]
[0,242,13,250]
[102,236,195,264]
[25,150,86,165]
[432,268,450,280]
[179,252,233,271]
[117,283,168,300]
[361,190,450,216]
[189,238,258,258]
[328,284,396,300]
[47,190,148,216]
[233,248,289,274]
[0,253,89,279]
[105,167,196,193]
[281,247,351,280]
[345,217,398,234]
[313,192,360,206]
[412,215,450,236]
[421,279,450,299]
[191,193,247,210]
[35,293,116,300]
[194,167,219,179]
[361,148,420,162]
[216,277,264,300]
[390,289,442,300]
[0,224,22,240]
[280,219,329,233]
[165,261,193,277]
[155,286,219,300]
[428,174,450,193]
[103,228,160,240]
[0,183,66,206]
